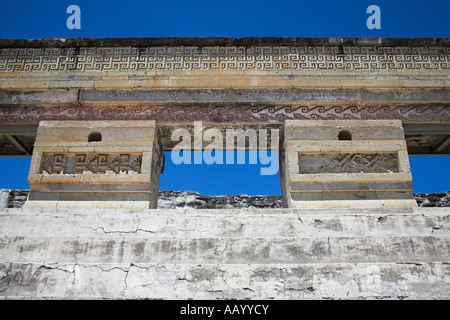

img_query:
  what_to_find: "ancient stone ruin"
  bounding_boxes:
[0,37,449,299]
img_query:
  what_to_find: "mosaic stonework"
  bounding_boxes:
[1,105,448,124]
[298,153,399,174]
[41,153,142,174]
[1,46,449,72]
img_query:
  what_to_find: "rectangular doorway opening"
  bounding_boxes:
[158,151,282,209]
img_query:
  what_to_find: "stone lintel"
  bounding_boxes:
[1,88,448,106]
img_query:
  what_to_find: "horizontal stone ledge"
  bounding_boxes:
[28,174,153,184]
[0,235,448,265]
[2,77,448,92]
[27,191,153,201]
[1,261,449,300]
[1,105,448,125]
[290,191,414,201]
[1,207,448,238]
[289,199,419,209]
[79,88,450,104]
[5,205,445,215]
[1,262,448,299]
[289,172,413,183]
[0,89,79,105]
[23,200,152,210]
[2,37,449,48]
[29,183,153,193]
[289,182,413,192]
[1,88,449,105]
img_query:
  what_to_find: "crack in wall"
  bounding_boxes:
[91,226,156,235]
[1,262,449,299]
[0,263,76,294]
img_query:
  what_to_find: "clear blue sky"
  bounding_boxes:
[1,0,450,38]
[0,0,449,194]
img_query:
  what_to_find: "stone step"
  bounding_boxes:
[1,262,449,299]
[0,207,449,299]
[1,235,448,265]
[1,207,449,238]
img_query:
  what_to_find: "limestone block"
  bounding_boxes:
[281,120,416,208]
[34,120,157,146]
[25,120,163,209]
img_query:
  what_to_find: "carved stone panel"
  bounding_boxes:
[41,153,143,175]
[298,153,399,174]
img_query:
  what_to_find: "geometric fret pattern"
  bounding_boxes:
[41,153,142,175]
[1,46,449,72]
[2,105,448,123]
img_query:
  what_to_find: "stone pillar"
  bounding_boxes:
[281,120,417,208]
[25,120,163,209]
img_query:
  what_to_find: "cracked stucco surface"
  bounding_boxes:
[0,207,449,299]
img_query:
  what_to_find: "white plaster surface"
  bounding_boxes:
[0,207,449,299]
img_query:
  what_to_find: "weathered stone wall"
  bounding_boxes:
[158,191,283,209]
[415,191,450,207]
[0,190,29,209]
[0,206,449,299]
[1,189,449,209]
